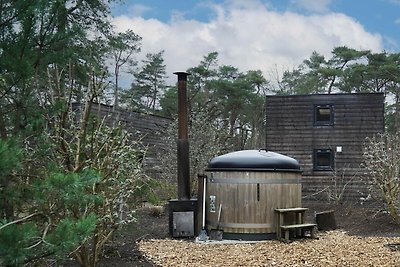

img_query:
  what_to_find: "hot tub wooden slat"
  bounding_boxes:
[206,171,301,234]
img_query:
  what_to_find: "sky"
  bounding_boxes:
[110,0,400,85]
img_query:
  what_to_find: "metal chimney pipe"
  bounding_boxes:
[174,71,191,200]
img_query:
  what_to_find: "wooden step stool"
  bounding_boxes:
[275,207,317,242]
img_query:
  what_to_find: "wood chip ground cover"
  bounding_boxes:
[138,231,400,266]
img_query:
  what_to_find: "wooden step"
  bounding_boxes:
[280,223,316,242]
[280,223,316,230]
[275,207,308,213]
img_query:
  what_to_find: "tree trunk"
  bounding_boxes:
[0,177,14,221]
[152,78,158,111]
[114,65,119,111]
[394,93,400,132]
[0,108,7,139]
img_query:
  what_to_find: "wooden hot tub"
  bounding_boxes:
[205,149,302,240]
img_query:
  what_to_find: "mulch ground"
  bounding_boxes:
[91,201,400,266]
[139,232,400,267]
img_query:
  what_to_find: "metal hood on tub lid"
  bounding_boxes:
[206,149,301,172]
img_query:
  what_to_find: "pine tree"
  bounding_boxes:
[123,51,167,112]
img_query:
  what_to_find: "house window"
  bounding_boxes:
[314,149,334,171]
[314,104,333,126]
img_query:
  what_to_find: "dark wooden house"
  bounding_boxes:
[265,93,385,201]
[74,103,172,177]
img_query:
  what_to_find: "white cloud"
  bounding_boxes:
[112,0,383,85]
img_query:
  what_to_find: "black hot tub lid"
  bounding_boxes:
[206,149,301,172]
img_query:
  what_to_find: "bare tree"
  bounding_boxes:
[363,133,400,224]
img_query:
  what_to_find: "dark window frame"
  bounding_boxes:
[313,149,334,171]
[314,104,334,126]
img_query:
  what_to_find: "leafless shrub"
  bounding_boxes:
[326,164,358,204]
[156,111,232,198]
[363,133,400,225]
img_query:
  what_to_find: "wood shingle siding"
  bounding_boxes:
[266,93,385,201]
